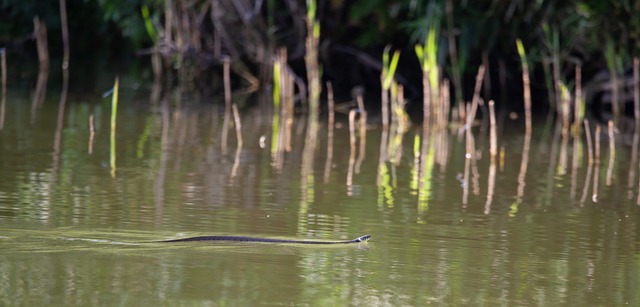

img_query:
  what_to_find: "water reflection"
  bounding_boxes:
[1,86,640,305]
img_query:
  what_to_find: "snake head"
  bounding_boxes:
[354,234,371,242]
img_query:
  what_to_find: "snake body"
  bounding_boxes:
[161,234,371,244]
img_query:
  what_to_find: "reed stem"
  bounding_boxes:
[33,17,49,70]
[516,39,532,133]
[223,55,231,110]
[59,0,70,70]
[110,77,119,178]
[305,0,321,118]
[466,65,485,129]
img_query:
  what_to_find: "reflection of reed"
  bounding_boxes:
[376,127,389,197]
[485,100,497,214]
[543,123,561,206]
[557,82,572,176]
[462,130,474,207]
[513,116,532,213]
[592,125,601,202]
[154,94,170,223]
[440,80,451,128]
[270,48,295,170]
[31,68,49,122]
[300,117,318,211]
[88,114,95,154]
[323,82,335,183]
[230,103,242,178]
[458,68,486,203]
[570,124,581,199]
[462,103,478,207]
[581,120,594,205]
[347,110,357,195]
[417,122,433,216]
[150,77,161,106]
[347,107,367,195]
[605,121,615,186]
[584,120,594,164]
[628,130,639,199]
[570,66,583,199]
[221,106,231,155]
[52,63,69,175]
[558,118,569,176]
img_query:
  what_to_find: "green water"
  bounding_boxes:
[1,84,639,306]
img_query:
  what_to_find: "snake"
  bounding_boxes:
[160,234,371,244]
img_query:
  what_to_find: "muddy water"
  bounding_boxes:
[1,85,639,306]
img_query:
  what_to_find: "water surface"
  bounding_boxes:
[1,84,639,306]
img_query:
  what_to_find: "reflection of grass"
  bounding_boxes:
[418,135,434,218]
[136,116,153,159]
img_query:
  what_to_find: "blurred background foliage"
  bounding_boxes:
[0,0,638,97]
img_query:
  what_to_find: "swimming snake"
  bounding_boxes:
[161,234,371,244]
